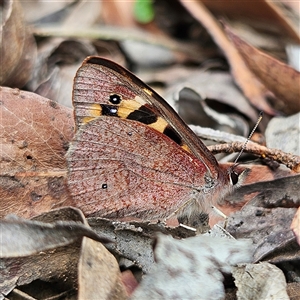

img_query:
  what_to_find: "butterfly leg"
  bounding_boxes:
[211,206,228,229]
[177,212,210,234]
[160,197,209,233]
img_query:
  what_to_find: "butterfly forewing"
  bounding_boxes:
[73,56,220,179]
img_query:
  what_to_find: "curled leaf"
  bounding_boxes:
[78,237,127,300]
[180,1,276,115]
[1,213,112,258]
[0,0,37,87]
[225,25,300,115]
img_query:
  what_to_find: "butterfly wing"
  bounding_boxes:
[67,116,227,219]
[72,56,220,179]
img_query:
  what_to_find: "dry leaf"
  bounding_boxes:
[121,39,179,67]
[225,199,298,262]
[0,207,91,297]
[1,214,111,258]
[0,207,112,298]
[78,237,128,300]
[202,0,299,42]
[287,282,300,300]
[0,87,74,218]
[26,38,96,107]
[228,173,300,207]
[225,25,300,115]
[208,167,298,225]
[1,242,80,298]
[60,1,101,30]
[131,234,253,300]
[121,270,139,297]
[177,88,249,137]
[225,176,300,263]
[266,112,300,155]
[101,1,136,28]
[21,1,75,23]
[0,0,37,87]
[282,1,300,16]
[291,207,300,245]
[167,70,258,124]
[180,0,275,115]
[233,262,289,300]
[89,217,196,274]
[287,45,300,72]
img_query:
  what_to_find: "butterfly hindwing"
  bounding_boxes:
[67,116,211,218]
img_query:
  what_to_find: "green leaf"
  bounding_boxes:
[134,0,154,24]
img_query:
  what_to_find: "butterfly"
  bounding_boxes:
[66,56,247,228]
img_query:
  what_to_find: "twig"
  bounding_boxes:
[208,141,300,172]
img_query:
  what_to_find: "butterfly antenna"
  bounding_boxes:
[233,111,263,167]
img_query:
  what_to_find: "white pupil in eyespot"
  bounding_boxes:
[110,94,121,104]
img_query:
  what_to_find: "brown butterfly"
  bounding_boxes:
[67,56,247,227]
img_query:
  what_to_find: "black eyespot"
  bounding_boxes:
[101,104,118,116]
[102,183,108,189]
[109,94,121,104]
[230,171,239,185]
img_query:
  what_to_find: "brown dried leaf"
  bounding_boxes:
[78,237,128,300]
[101,1,136,28]
[233,263,289,300]
[0,0,37,87]
[0,87,75,218]
[1,242,80,297]
[291,207,300,245]
[202,0,300,42]
[287,282,300,300]
[225,25,300,115]
[121,270,139,297]
[131,234,253,300]
[0,207,90,297]
[179,0,276,115]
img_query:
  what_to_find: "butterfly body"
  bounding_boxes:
[67,56,243,225]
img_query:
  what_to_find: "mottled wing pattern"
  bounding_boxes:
[72,57,220,178]
[67,116,209,219]
[73,57,157,129]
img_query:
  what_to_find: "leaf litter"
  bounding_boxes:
[1,1,300,299]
